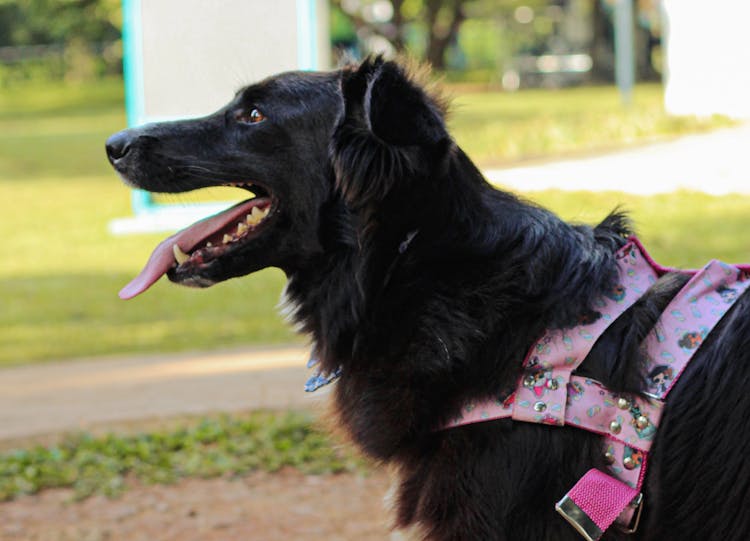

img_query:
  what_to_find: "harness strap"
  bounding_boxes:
[565,376,662,454]
[644,259,750,399]
[443,238,750,540]
[446,375,663,456]
[511,241,657,427]
[559,258,750,539]
[445,241,657,430]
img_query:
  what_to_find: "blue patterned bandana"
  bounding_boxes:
[305,357,342,392]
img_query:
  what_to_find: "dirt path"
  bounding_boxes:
[0,347,316,440]
[0,349,395,540]
[0,469,393,541]
[485,123,750,195]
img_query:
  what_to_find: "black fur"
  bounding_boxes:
[107,58,750,540]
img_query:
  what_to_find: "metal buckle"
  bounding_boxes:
[619,493,644,534]
[555,495,603,541]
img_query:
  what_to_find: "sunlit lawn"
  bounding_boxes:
[448,83,734,165]
[1,78,747,365]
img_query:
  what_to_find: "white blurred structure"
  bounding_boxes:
[663,0,750,119]
[125,0,330,125]
[111,0,330,234]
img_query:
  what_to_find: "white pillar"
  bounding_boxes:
[663,0,750,118]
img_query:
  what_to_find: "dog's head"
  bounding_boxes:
[107,58,452,299]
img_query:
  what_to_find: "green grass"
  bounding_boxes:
[0,412,363,502]
[0,78,746,365]
[448,84,735,165]
[0,78,127,180]
[526,190,750,268]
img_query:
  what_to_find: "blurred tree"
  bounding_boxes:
[0,0,121,82]
[635,0,661,80]
[0,0,121,47]
[423,0,468,69]
[0,3,25,47]
[589,0,613,80]
[334,0,661,84]
[332,0,473,69]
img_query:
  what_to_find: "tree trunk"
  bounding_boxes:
[634,4,659,81]
[589,0,615,82]
[391,0,407,52]
[424,0,467,70]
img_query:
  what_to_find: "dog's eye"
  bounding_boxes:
[237,108,265,124]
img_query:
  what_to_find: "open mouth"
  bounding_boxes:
[119,182,277,299]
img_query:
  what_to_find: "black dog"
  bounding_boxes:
[106,58,750,540]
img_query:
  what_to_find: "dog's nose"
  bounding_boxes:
[105,129,134,162]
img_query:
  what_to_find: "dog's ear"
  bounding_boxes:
[333,58,449,209]
[347,57,446,146]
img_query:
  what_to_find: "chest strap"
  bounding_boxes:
[446,240,657,428]
[559,257,750,539]
[444,239,750,539]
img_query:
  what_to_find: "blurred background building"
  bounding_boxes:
[663,0,750,119]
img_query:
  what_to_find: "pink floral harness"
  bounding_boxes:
[445,238,750,540]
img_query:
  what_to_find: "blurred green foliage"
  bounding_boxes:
[0,77,125,178]
[0,0,121,84]
[0,412,363,501]
[448,84,735,164]
[0,0,120,46]
[0,1,657,86]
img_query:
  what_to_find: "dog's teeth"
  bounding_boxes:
[244,207,269,227]
[237,222,248,235]
[223,234,232,244]
[252,206,265,221]
[172,244,190,264]
[247,209,261,225]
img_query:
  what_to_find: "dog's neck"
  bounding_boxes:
[283,162,629,459]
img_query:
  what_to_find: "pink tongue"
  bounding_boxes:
[119,199,266,300]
